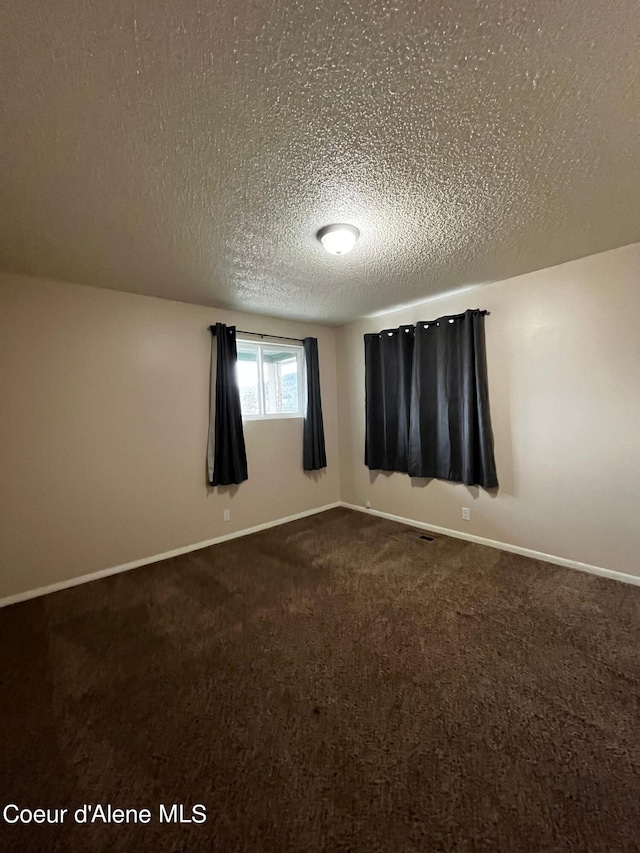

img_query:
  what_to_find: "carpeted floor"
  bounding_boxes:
[1,507,639,852]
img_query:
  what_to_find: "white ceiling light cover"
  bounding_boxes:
[318,224,360,255]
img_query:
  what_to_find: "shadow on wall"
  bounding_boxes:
[207,482,241,498]
[492,389,515,497]
[490,329,515,497]
[305,469,327,483]
[368,469,500,500]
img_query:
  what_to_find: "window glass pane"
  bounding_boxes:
[236,344,260,416]
[262,347,299,414]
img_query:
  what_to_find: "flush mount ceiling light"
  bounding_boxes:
[317,223,360,255]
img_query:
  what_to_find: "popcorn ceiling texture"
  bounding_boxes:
[0,0,638,323]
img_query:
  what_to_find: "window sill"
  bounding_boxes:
[242,413,304,422]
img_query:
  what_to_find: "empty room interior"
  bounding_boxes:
[1,1,639,851]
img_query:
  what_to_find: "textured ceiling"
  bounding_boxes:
[1,1,638,324]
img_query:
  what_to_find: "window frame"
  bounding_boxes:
[236,338,305,421]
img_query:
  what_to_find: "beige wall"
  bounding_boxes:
[0,274,340,599]
[337,243,640,577]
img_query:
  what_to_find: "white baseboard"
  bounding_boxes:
[4,499,637,607]
[0,502,341,609]
[340,502,640,587]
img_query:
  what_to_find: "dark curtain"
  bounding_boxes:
[207,323,248,486]
[364,325,415,472]
[303,337,327,470]
[408,310,498,487]
[365,311,498,488]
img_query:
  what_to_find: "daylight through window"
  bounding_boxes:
[236,340,304,419]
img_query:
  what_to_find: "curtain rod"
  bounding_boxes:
[389,309,490,326]
[209,326,304,344]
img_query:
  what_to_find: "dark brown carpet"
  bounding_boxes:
[1,508,639,852]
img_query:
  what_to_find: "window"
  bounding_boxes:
[236,340,304,419]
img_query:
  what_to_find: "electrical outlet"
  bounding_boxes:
[223,509,231,522]
[462,507,470,521]
[365,500,371,509]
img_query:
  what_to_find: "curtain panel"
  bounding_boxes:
[365,310,498,489]
[364,325,415,473]
[303,337,327,470]
[207,323,248,486]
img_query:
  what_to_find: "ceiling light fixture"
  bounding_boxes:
[317,223,359,255]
